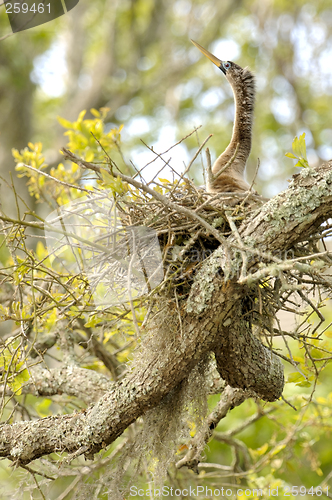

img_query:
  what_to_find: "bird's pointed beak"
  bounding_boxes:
[191,39,226,74]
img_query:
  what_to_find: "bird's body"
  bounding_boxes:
[192,41,256,194]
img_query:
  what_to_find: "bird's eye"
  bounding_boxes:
[223,62,231,70]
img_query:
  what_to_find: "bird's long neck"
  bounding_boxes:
[213,69,255,179]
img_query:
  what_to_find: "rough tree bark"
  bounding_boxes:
[1,161,332,465]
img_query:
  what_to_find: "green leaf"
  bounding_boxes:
[100,168,114,185]
[287,372,304,383]
[90,108,101,118]
[285,133,309,168]
[298,132,307,159]
[295,159,309,169]
[35,398,52,417]
[270,444,286,457]
[76,110,87,124]
[85,150,95,162]
[292,135,301,157]
[296,380,312,387]
[12,369,30,395]
[84,314,100,328]
[57,116,74,129]
[256,443,269,456]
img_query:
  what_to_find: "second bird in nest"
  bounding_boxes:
[192,40,256,195]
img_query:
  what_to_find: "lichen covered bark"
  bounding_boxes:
[1,162,332,465]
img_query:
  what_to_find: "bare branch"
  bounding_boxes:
[1,150,332,471]
[176,386,248,472]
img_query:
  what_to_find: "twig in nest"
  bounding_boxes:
[62,149,229,247]
[170,134,213,194]
[133,125,202,179]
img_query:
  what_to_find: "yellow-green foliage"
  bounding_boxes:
[1,110,136,394]
[285,133,310,169]
[0,338,29,396]
[57,107,122,163]
[12,108,124,204]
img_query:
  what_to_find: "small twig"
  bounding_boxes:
[0,30,15,42]
[275,316,307,379]
[22,164,91,193]
[62,148,229,247]
[20,464,55,481]
[178,230,202,260]
[205,148,212,186]
[57,476,81,500]
[170,134,212,193]
[63,445,90,465]
[281,395,297,411]
[213,434,252,472]
[239,260,316,285]
[176,386,249,472]
[298,290,325,324]
[29,471,47,500]
[226,406,276,437]
[237,249,332,286]
[127,234,141,339]
[195,128,206,186]
[194,192,225,212]
[225,212,248,281]
[135,126,202,179]
[174,289,184,338]
[139,140,179,180]
[148,157,173,185]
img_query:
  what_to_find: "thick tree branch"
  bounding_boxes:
[1,162,331,465]
[240,162,332,253]
[0,366,113,405]
[26,366,114,404]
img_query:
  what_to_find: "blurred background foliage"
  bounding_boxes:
[1,0,332,498]
[1,0,332,209]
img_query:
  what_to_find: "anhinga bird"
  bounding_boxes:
[192,40,255,194]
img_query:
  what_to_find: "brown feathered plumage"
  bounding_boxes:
[192,41,256,194]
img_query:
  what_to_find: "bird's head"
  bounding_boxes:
[191,39,249,87]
